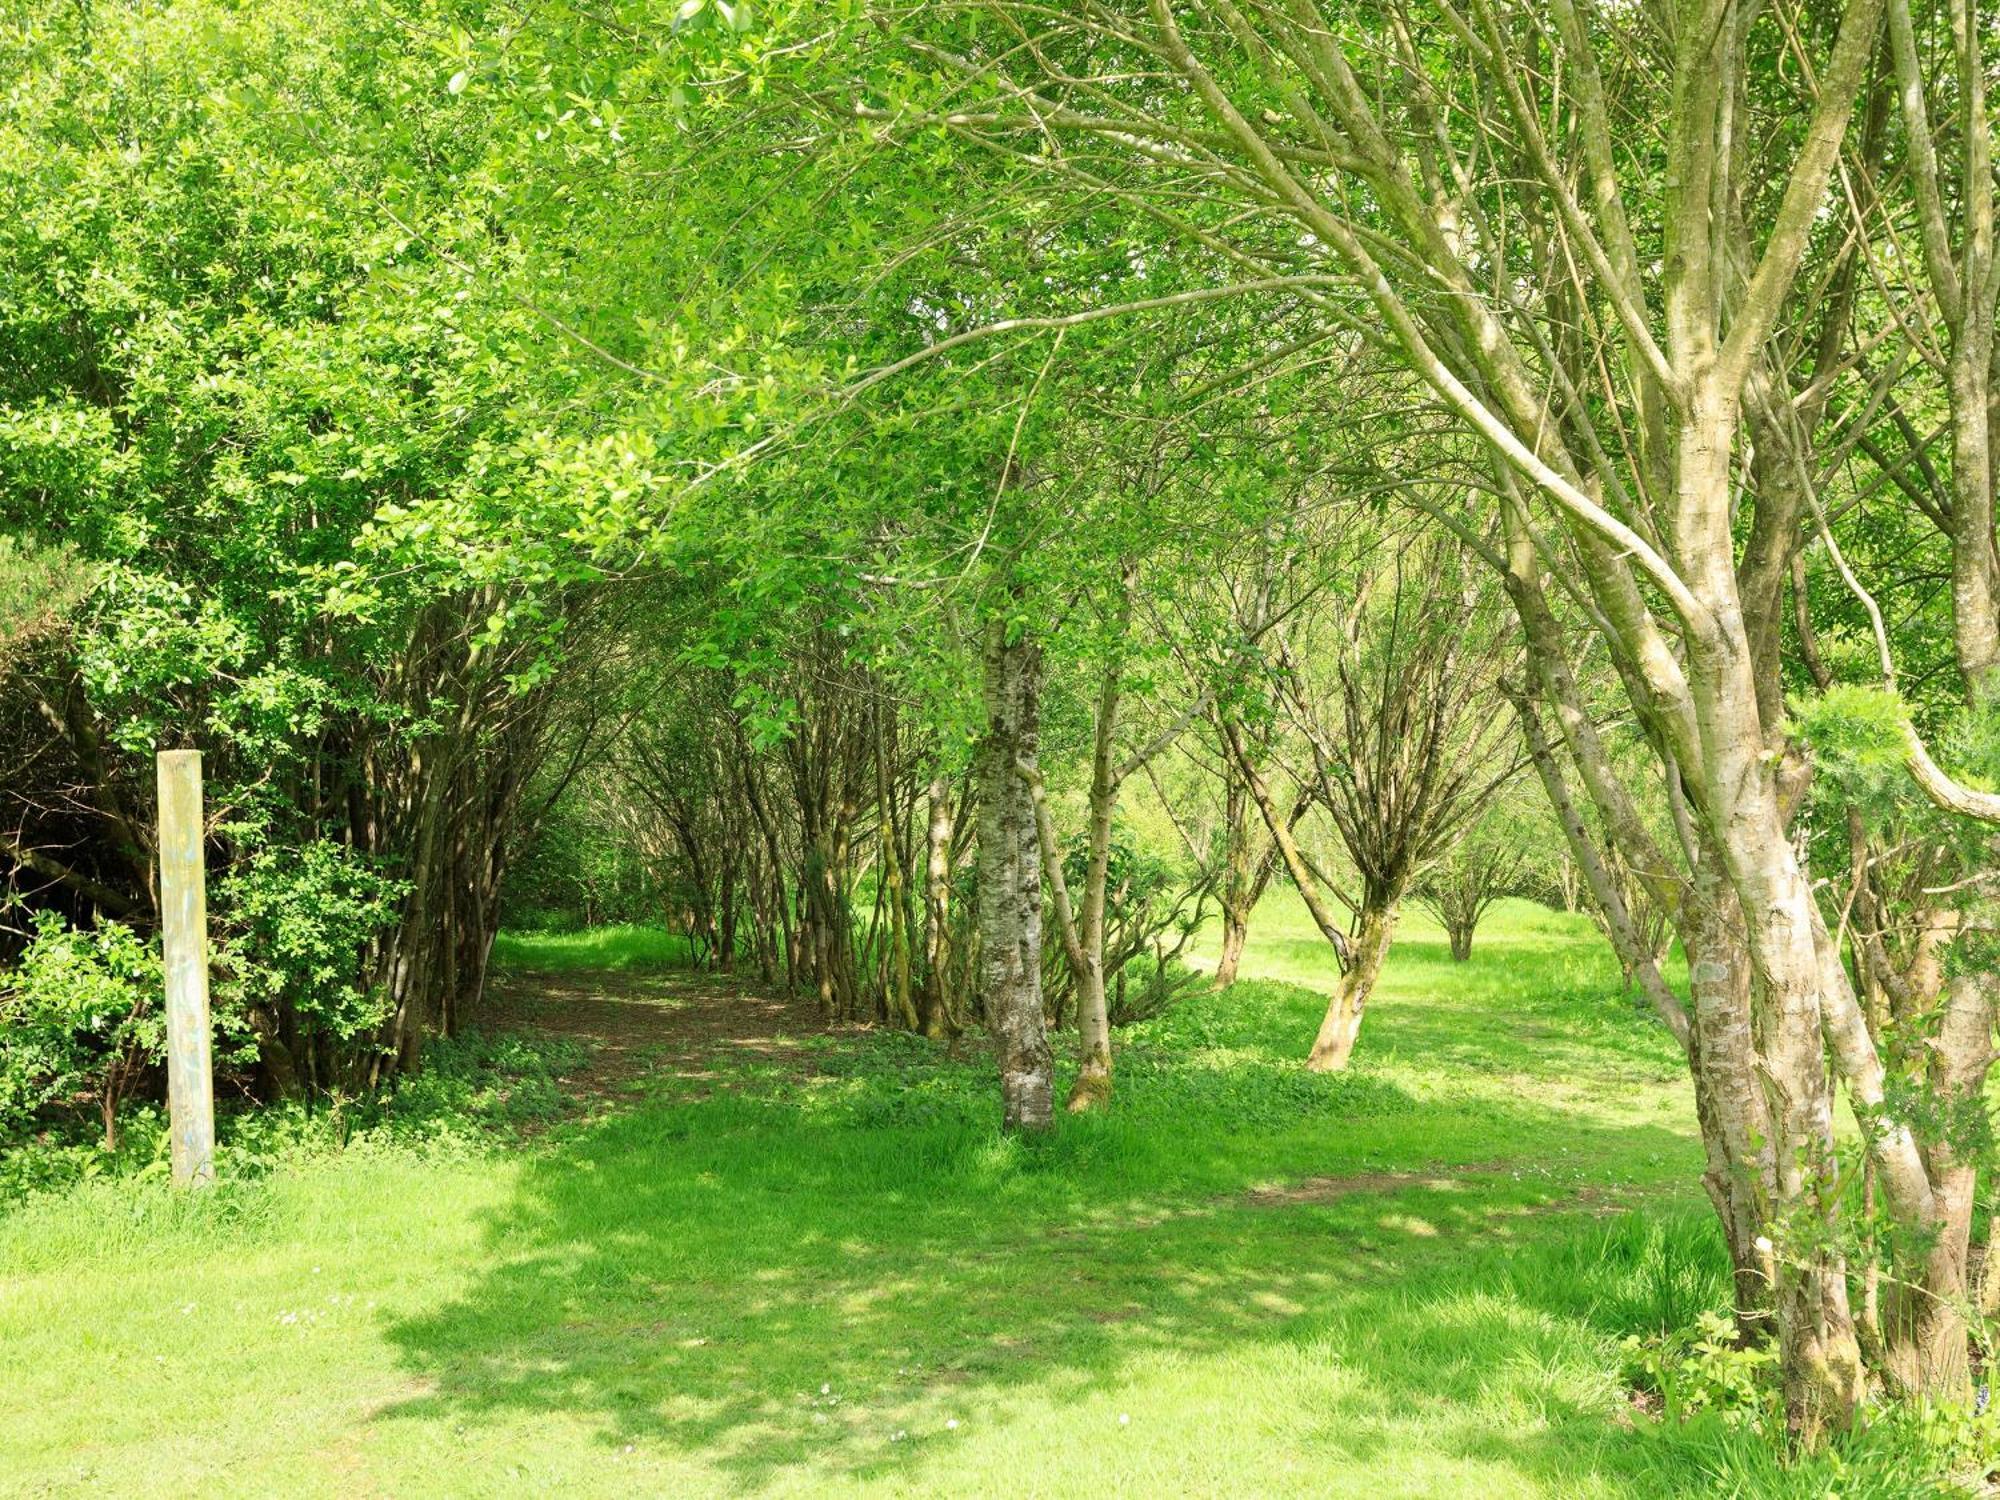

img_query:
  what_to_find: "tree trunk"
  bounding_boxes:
[921,774,957,1037]
[254,1028,303,1101]
[874,708,920,1030]
[1063,650,1126,1112]
[99,1077,121,1152]
[1066,963,1112,1109]
[1307,896,1398,1072]
[1214,913,1250,987]
[1213,769,1256,987]
[977,617,1053,1132]
[1882,1159,1977,1399]
[1682,866,1779,1343]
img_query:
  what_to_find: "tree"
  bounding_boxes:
[1217,512,1519,1068]
[1416,793,1541,962]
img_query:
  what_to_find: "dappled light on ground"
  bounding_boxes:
[375,902,1712,1494]
[3,902,1844,1496]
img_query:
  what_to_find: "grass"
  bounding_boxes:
[0,896,1979,1496]
[491,923,694,972]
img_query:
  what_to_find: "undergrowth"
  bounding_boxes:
[0,1027,586,1204]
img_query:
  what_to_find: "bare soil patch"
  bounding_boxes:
[1241,1163,1510,1207]
[480,965,830,1103]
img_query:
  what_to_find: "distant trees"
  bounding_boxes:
[1417,813,1533,963]
[1213,515,1520,1067]
[532,624,978,1030]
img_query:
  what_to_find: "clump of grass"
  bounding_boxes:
[1518,1211,1734,1337]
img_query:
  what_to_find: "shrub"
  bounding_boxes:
[0,911,163,1149]
[1040,826,1214,1026]
[0,1024,589,1204]
[1622,1310,1779,1429]
[1106,955,1207,1026]
[216,839,405,1085]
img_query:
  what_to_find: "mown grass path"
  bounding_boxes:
[1,901,1762,1497]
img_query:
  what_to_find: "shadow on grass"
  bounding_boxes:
[378,1045,1716,1494]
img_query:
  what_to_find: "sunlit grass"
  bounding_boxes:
[491,922,694,972]
[0,900,1960,1496]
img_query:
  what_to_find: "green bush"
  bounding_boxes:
[1,841,408,1157]
[216,839,405,1058]
[0,911,163,1149]
[1622,1309,1779,1429]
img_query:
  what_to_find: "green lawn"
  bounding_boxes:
[491,923,694,972]
[0,899,1943,1496]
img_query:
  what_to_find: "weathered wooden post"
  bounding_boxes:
[157,749,215,1186]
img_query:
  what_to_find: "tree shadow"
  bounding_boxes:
[378,1055,1711,1494]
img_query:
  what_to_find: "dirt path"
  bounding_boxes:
[482,965,831,1104]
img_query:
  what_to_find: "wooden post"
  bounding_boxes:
[157,749,215,1187]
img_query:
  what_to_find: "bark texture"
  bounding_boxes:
[1305,895,1398,1072]
[978,617,1054,1133]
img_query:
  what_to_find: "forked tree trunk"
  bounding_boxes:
[1306,895,1398,1072]
[978,617,1054,1132]
[1212,829,1279,987]
[1220,713,1379,1067]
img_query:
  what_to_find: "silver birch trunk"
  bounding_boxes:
[978,617,1054,1132]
